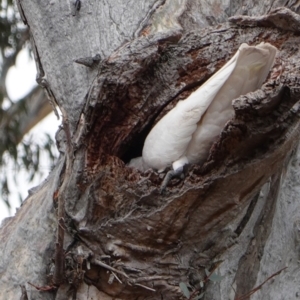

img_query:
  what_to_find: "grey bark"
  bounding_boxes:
[1,1,300,300]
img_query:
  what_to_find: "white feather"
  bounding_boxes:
[129,42,277,172]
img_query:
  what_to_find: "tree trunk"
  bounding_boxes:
[1,1,300,299]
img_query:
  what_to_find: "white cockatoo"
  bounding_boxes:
[129,42,277,186]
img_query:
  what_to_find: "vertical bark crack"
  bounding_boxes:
[234,171,282,297]
[235,192,260,236]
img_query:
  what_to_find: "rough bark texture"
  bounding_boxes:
[1,1,300,300]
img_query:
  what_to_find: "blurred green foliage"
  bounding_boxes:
[0,0,57,210]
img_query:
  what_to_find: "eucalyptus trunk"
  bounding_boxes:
[1,1,300,299]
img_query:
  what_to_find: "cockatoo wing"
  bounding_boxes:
[142,47,242,171]
[185,42,277,164]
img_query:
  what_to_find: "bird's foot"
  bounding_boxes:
[159,165,188,194]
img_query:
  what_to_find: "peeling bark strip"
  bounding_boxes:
[229,7,300,34]
[30,32,60,119]
[16,0,27,25]
[53,109,74,286]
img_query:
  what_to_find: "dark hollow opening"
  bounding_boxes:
[121,120,155,165]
